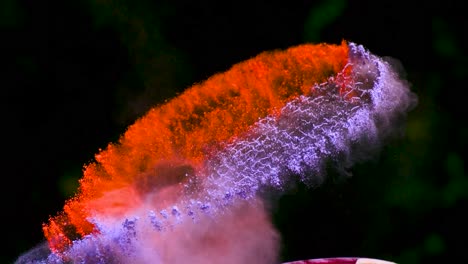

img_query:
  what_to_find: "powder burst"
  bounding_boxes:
[16,41,416,264]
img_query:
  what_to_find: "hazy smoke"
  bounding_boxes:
[16,43,416,264]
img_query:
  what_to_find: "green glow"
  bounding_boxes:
[304,0,347,42]
[432,18,460,58]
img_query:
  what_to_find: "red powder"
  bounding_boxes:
[43,41,350,253]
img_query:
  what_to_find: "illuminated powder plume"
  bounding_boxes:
[16,41,416,264]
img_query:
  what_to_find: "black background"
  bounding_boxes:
[2,0,466,263]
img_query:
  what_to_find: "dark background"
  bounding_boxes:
[2,0,466,263]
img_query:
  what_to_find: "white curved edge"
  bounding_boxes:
[356,258,396,264]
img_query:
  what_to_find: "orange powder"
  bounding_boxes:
[43,41,350,253]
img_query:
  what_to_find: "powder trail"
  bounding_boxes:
[17,41,416,264]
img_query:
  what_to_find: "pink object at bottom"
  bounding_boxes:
[283,257,396,264]
[284,258,358,264]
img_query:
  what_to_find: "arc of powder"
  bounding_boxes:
[40,40,416,261]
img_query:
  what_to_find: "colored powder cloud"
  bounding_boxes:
[15,41,417,264]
